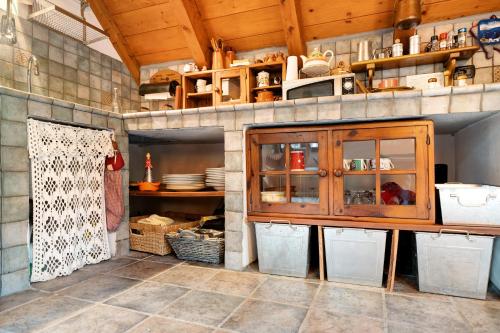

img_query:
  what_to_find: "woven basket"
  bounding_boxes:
[129,213,201,256]
[167,232,225,264]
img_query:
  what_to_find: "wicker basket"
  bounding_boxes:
[129,212,201,255]
[167,231,225,264]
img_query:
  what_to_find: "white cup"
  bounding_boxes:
[196,79,207,92]
[380,158,395,170]
[343,159,352,171]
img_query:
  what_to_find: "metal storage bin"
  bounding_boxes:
[255,222,310,278]
[324,228,387,287]
[435,184,500,225]
[491,238,500,292]
[416,231,494,299]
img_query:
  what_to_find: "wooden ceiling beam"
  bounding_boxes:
[87,0,141,84]
[279,0,305,56]
[170,0,211,67]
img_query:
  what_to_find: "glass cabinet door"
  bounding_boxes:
[249,131,329,215]
[333,126,429,219]
[214,68,247,105]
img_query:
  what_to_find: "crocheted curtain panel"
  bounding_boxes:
[27,119,114,282]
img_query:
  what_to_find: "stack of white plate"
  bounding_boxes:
[205,167,225,191]
[162,174,205,191]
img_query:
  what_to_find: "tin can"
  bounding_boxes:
[409,34,420,55]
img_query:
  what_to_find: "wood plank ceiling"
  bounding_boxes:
[89,0,500,83]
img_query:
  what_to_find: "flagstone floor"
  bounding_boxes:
[1,251,499,333]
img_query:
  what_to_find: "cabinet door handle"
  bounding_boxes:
[334,169,343,177]
[318,169,328,177]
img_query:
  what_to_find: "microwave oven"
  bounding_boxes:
[282,73,356,100]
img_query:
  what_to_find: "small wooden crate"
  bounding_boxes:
[129,212,201,255]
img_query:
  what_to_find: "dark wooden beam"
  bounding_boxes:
[279,0,306,56]
[170,0,210,67]
[87,0,141,84]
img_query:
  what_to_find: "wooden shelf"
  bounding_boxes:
[183,70,214,78]
[249,61,286,70]
[130,190,224,198]
[187,92,213,98]
[351,46,479,72]
[252,85,282,92]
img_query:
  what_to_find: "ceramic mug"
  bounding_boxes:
[343,159,352,171]
[350,159,368,171]
[380,158,395,170]
[257,71,270,87]
[290,151,305,171]
[196,79,207,92]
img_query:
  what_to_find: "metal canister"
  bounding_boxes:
[409,34,421,55]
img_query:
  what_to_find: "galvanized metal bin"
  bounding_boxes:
[490,238,500,292]
[416,231,494,299]
[324,228,387,287]
[255,222,310,278]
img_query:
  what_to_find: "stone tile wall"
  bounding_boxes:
[0,8,140,112]
[0,87,129,296]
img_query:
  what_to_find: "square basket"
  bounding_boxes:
[166,231,225,264]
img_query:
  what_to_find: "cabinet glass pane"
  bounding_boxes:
[260,144,286,171]
[290,142,319,171]
[221,78,241,103]
[343,141,375,171]
[381,174,416,205]
[380,139,415,170]
[261,175,286,203]
[291,175,319,203]
[344,175,376,205]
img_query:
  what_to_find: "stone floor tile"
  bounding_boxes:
[127,316,213,333]
[454,298,500,333]
[312,285,384,319]
[0,289,46,313]
[200,271,267,297]
[386,294,471,332]
[222,299,307,333]
[183,260,225,269]
[59,275,140,302]
[32,269,95,292]
[127,251,152,259]
[105,281,188,314]
[0,295,91,332]
[110,260,174,280]
[39,304,146,333]
[81,257,138,274]
[161,290,244,326]
[151,265,218,288]
[143,254,184,265]
[251,277,318,307]
[300,308,384,333]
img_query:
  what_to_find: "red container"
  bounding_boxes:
[290,151,305,171]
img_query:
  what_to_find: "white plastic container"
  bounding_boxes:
[416,231,494,299]
[491,238,500,292]
[435,184,500,225]
[255,222,310,278]
[324,228,387,287]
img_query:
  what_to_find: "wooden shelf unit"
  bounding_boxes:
[247,62,286,103]
[252,85,282,91]
[351,46,479,89]
[130,190,225,198]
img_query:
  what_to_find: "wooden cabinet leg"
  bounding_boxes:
[387,229,399,292]
[318,225,325,281]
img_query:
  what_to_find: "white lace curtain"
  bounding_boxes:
[27,119,114,282]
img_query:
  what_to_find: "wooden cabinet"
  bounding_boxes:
[246,120,435,225]
[214,68,248,105]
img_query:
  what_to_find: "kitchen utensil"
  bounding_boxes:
[286,56,298,81]
[358,40,372,61]
[300,48,334,77]
[257,71,270,87]
[211,37,225,70]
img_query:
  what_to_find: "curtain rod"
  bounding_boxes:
[27,116,112,132]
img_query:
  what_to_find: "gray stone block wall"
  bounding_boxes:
[0,14,139,112]
[0,87,129,296]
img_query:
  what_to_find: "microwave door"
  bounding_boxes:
[286,80,335,100]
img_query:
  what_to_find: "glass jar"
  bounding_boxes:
[458,28,467,47]
[430,35,439,52]
[439,33,448,50]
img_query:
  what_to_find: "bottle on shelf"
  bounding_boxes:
[144,153,153,183]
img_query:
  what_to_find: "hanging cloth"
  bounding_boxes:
[27,119,114,282]
[104,139,125,232]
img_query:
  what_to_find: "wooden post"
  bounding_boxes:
[318,225,325,281]
[387,229,399,292]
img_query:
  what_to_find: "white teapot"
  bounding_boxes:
[300,48,334,77]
